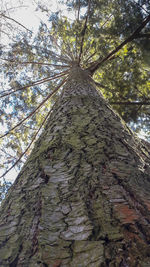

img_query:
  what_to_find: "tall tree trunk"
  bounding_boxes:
[0,65,150,266]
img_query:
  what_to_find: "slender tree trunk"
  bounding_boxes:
[0,65,150,266]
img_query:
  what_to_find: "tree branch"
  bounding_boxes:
[0,13,33,33]
[0,78,67,139]
[0,105,54,179]
[88,13,150,74]
[100,14,113,29]
[1,58,70,68]
[132,0,150,15]
[77,0,80,21]
[0,70,69,98]
[84,51,97,65]
[110,101,150,105]
[78,0,91,63]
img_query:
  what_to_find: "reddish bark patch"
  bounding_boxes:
[114,203,139,224]
[52,260,62,267]
[123,228,142,243]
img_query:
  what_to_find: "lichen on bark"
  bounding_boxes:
[0,66,150,266]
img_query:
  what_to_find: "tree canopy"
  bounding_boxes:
[0,0,150,194]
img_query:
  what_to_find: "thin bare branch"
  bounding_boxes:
[49,36,72,62]
[49,49,71,63]
[132,0,150,15]
[0,70,69,98]
[60,39,75,61]
[48,22,73,61]
[88,13,150,74]
[0,106,54,179]
[74,0,81,58]
[77,0,80,21]
[1,58,70,68]
[0,13,33,33]
[78,0,91,63]
[0,78,67,139]
[110,101,150,105]
[100,14,113,29]
[0,76,50,95]
[83,51,97,65]
[31,44,71,64]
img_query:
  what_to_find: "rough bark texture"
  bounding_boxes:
[0,66,150,266]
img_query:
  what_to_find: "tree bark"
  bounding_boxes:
[0,65,150,266]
